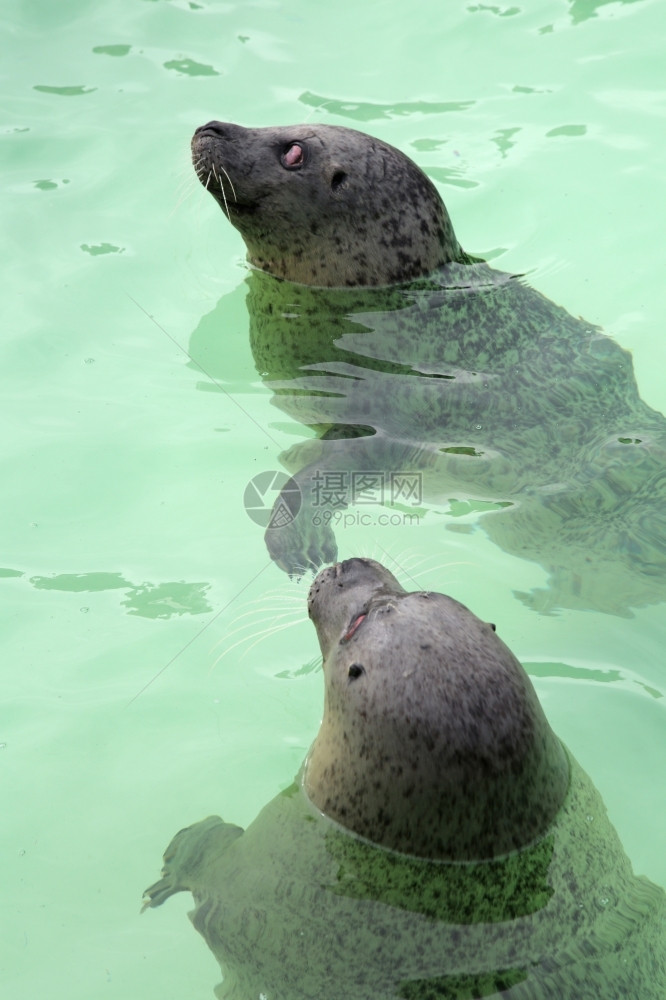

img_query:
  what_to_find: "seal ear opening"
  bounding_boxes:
[331,170,347,191]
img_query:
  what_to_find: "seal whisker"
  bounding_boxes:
[221,595,306,622]
[217,163,237,204]
[224,603,305,625]
[419,559,477,578]
[233,588,306,606]
[352,541,425,590]
[251,590,307,603]
[191,158,207,186]
[169,173,201,219]
[209,592,307,656]
[396,552,477,578]
[190,155,206,180]
[210,163,231,221]
[167,163,202,221]
[231,615,309,662]
[211,606,305,650]
[176,160,197,186]
[210,614,308,668]
[231,595,305,610]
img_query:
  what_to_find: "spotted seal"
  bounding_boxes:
[189,121,666,615]
[191,121,470,286]
[304,558,569,859]
[143,558,665,999]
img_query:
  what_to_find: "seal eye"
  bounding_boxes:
[281,143,305,169]
[348,663,365,681]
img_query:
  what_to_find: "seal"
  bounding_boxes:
[191,121,470,286]
[304,557,569,859]
[144,558,666,999]
[188,120,666,614]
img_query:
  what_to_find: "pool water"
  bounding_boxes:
[2,1,665,997]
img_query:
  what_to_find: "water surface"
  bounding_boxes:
[2,1,665,997]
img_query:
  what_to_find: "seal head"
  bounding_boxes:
[191,121,465,286]
[305,557,570,860]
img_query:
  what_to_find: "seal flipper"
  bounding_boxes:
[142,815,243,911]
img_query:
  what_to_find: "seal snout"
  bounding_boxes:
[307,559,405,658]
[193,120,235,141]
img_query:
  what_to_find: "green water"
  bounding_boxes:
[2,0,665,997]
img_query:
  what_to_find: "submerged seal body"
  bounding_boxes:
[144,558,666,999]
[189,121,666,615]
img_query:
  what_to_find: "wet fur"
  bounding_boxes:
[189,121,666,615]
[144,559,666,999]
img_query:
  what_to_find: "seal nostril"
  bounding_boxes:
[331,171,347,191]
[195,121,230,139]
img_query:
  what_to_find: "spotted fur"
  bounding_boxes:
[190,121,666,615]
[191,121,467,286]
[144,559,665,998]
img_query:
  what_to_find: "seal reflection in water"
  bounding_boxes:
[188,120,666,616]
[143,558,665,1000]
